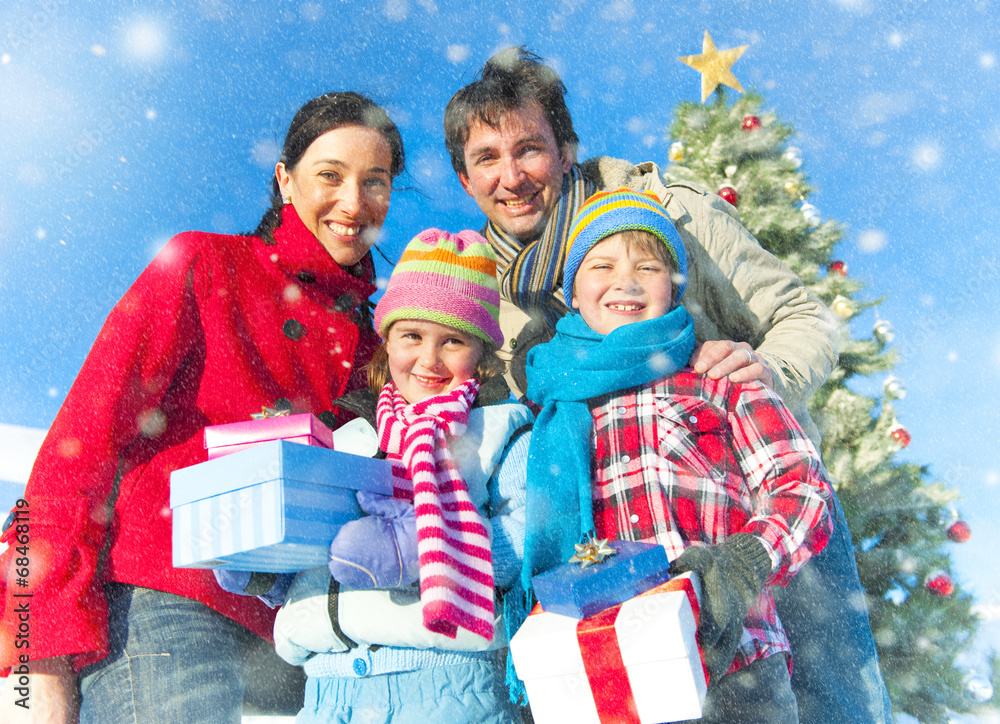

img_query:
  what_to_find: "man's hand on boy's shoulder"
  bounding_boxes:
[690,340,774,388]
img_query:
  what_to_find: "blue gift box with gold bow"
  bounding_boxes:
[531,539,672,619]
[171,439,392,572]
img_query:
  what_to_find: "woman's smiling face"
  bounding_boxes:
[385,319,484,404]
[276,125,393,266]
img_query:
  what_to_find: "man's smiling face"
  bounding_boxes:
[457,100,572,242]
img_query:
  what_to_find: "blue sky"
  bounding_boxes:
[2,0,999,709]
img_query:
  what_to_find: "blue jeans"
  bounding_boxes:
[78,584,258,724]
[772,492,894,723]
[679,654,797,724]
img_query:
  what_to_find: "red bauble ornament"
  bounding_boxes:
[741,115,761,132]
[889,425,911,447]
[718,186,738,206]
[925,572,954,597]
[828,260,848,277]
[947,520,972,543]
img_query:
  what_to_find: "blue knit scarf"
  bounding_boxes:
[504,308,695,703]
[523,307,696,584]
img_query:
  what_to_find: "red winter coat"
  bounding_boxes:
[0,205,380,670]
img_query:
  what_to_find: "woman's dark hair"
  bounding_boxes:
[253,92,405,245]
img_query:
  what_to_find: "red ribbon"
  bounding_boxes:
[577,604,641,724]
[574,576,706,723]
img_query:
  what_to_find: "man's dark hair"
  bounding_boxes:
[444,46,579,176]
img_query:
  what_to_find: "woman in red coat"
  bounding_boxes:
[0,92,405,723]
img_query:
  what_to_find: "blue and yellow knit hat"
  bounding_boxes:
[562,188,687,302]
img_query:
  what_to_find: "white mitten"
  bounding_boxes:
[273,567,354,665]
[337,587,505,652]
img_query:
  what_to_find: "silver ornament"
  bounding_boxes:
[874,320,895,344]
[883,376,907,400]
[783,146,803,169]
[964,673,994,703]
[801,202,821,227]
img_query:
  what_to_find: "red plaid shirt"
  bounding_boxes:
[589,369,833,673]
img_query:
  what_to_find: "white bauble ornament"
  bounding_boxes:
[801,202,821,227]
[874,319,895,344]
[883,376,907,400]
[964,673,994,703]
[783,146,803,169]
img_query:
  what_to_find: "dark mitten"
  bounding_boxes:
[669,534,772,682]
[213,570,293,608]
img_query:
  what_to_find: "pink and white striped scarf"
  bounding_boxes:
[376,378,495,641]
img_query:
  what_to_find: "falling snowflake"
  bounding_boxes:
[912,142,941,171]
[125,20,167,63]
[252,139,281,169]
[446,44,470,65]
[384,0,407,22]
[857,229,887,253]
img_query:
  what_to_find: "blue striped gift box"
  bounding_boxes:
[170,439,392,572]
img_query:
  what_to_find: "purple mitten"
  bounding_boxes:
[328,491,419,589]
[214,569,252,595]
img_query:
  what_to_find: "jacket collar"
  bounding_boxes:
[266,204,377,306]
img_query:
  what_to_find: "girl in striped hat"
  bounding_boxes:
[273,228,532,723]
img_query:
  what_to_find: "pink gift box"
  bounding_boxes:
[204,413,334,460]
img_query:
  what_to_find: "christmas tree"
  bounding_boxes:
[663,89,987,722]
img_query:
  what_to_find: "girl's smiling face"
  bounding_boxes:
[385,319,484,403]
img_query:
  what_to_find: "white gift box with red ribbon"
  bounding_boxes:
[510,573,707,724]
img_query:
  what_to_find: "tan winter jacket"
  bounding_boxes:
[498,156,838,444]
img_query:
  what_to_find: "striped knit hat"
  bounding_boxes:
[374,228,504,348]
[563,187,687,302]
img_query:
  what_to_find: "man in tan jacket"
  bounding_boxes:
[443,47,892,724]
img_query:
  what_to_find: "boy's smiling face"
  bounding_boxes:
[570,233,674,336]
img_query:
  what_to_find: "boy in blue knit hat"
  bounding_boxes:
[520,188,835,723]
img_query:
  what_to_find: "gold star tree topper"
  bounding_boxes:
[678,31,749,103]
